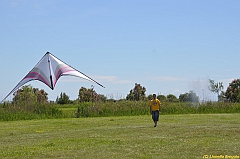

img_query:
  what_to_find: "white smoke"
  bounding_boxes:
[189,78,217,102]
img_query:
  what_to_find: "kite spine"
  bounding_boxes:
[47,52,54,90]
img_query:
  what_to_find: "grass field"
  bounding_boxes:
[0,114,239,159]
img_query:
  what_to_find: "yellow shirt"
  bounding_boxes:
[150,99,161,111]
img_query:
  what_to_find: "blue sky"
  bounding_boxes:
[0,0,239,101]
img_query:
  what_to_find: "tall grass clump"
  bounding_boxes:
[198,102,240,114]
[72,100,240,118]
[0,102,63,121]
[1,100,240,121]
[161,101,240,114]
[74,100,149,117]
[161,102,198,115]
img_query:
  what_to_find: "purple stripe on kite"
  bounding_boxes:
[55,66,72,78]
[54,66,74,85]
[53,69,77,86]
[24,72,51,87]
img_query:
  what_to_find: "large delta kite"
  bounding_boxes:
[1,52,104,103]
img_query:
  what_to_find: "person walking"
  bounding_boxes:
[149,94,161,127]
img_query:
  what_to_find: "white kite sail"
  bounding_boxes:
[1,52,104,103]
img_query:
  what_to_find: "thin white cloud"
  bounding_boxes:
[173,89,183,93]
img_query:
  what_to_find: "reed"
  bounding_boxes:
[1,101,240,121]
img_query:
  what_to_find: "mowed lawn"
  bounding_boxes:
[0,114,239,159]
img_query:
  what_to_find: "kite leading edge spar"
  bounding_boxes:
[1,52,104,103]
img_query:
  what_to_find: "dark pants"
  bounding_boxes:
[152,110,159,121]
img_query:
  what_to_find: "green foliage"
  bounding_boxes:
[208,79,224,94]
[75,101,149,117]
[1,100,240,121]
[58,101,240,118]
[1,85,61,121]
[56,92,70,104]
[161,102,198,114]
[0,103,63,121]
[99,94,107,102]
[126,83,147,101]
[34,88,48,103]
[161,101,240,115]
[13,85,37,105]
[13,85,48,105]
[166,94,178,102]
[157,94,166,101]
[79,87,94,102]
[225,79,240,102]
[78,87,105,102]
[147,94,153,100]
[3,82,240,122]
[148,94,166,101]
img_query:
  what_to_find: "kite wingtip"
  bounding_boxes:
[99,83,105,88]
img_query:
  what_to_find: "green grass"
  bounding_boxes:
[0,114,239,158]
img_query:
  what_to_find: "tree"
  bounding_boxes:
[147,94,153,100]
[126,83,147,101]
[56,92,70,104]
[179,93,188,102]
[13,85,48,104]
[157,95,166,101]
[33,88,48,103]
[166,94,178,102]
[98,94,107,102]
[225,79,240,102]
[208,79,224,101]
[147,94,166,101]
[179,91,199,102]
[13,85,37,104]
[78,87,100,102]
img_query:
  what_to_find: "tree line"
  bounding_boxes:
[7,78,240,105]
